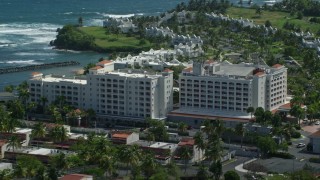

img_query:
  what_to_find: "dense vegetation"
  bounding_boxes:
[52,25,95,51]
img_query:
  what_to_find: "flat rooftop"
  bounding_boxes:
[15,128,32,134]
[213,64,255,77]
[149,142,178,149]
[31,76,87,85]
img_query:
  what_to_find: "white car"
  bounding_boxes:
[315,121,320,125]
[296,143,306,148]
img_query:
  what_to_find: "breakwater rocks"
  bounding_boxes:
[0,61,80,74]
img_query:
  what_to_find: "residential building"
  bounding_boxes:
[111,131,139,145]
[169,61,287,127]
[174,137,203,163]
[132,140,178,164]
[309,130,320,154]
[179,61,287,113]
[28,61,174,125]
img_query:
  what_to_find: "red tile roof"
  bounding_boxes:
[59,174,92,180]
[272,64,283,69]
[183,67,193,72]
[97,60,113,65]
[163,68,173,72]
[31,72,42,76]
[112,132,132,139]
[255,72,265,77]
[178,138,195,146]
[90,66,103,70]
[310,130,320,138]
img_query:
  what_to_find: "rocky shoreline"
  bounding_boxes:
[0,61,80,75]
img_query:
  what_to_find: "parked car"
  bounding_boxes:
[315,121,320,125]
[296,143,306,148]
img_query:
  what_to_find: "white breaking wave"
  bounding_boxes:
[0,22,60,46]
[15,52,57,56]
[4,60,42,65]
[102,13,144,18]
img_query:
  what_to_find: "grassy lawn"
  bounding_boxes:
[78,26,152,51]
[227,7,320,33]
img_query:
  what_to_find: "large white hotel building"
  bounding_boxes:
[28,60,173,123]
[168,61,287,127]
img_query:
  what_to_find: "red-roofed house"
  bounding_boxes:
[309,130,320,153]
[31,72,43,77]
[111,131,139,144]
[89,60,114,75]
[59,174,93,180]
[272,64,283,69]
[174,137,203,163]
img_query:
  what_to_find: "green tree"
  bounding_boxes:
[196,165,210,180]
[0,169,13,180]
[7,135,21,152]
[224,170,240,180]
[31,122,46,147]
[49,125,68,143]
[209,160,222,180]
[178,122,188,134]
[194,131,206,163]
[289,105,305,125]
[265,20,272,27]
[235,123,246,148]
[15,155,44,178]
[4,85,14,93]
[257,136,277,157]
[180,146,192,173]
[141,153,159,179]
[147,119,169,141]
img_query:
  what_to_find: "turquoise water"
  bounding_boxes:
[0,0,280,89]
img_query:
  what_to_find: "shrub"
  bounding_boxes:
[294,124,301,130]
[309,157,320,163]
[224,170,240,180]
[269,152,295,159]
[291,131,301,138]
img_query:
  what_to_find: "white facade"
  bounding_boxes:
[179,62,287,115]
[28,63,173,122]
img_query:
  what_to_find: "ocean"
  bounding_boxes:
[0,0,279,90]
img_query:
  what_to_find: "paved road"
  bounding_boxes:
[254,129,320,174]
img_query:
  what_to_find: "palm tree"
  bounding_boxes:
[194,131,206,162]
[99,154,115,178]
[235,123,246,148]
[86,108,96,127]
[180,146,191,173]
[178,122,188,134]
[40,96,48,114]
[209,160,222,180]
[289,104,305,125]
[7,135,21,152]
[31,122,46,147]
[141,153,158,179]
[49,126,68,143]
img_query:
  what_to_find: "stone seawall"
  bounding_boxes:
[0,61,80,74]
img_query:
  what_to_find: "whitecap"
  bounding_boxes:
[102,13,136,18]
[63,12,73,15]
[5,60,42,65]
[15,52,57,56]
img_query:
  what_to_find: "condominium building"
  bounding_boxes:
[178,61,287,116]
[28,61,173,123]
